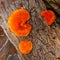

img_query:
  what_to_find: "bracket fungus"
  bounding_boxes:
[18,40,33,55]
[8,9,32,36]
[40,10,56,25]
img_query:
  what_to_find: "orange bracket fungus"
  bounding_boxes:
[40,10,56,25]
[8,9,32,36]
[18,40,33,55]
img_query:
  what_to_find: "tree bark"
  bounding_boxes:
[0,0,60,60]
[43,0,60,15]
[0,26,17,60]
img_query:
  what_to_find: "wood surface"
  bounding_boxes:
[0,0,60,60]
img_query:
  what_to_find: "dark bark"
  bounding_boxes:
[0,26,17,60]
[0,0,60,60]
[43,0,60,15]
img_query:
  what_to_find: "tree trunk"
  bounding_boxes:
[0,0,60,60]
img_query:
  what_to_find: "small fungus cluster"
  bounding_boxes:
[8,9,56,55]
[8,9,32,55]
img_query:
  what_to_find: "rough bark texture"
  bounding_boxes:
[0,0,60,60]
[0,26,17,60]
[43,0,60,15]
